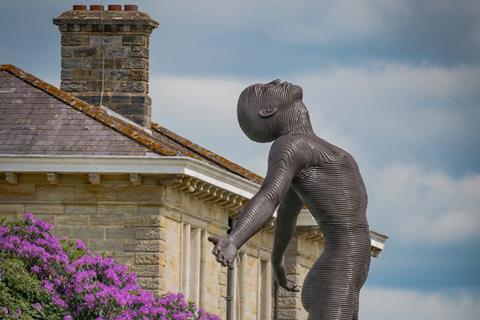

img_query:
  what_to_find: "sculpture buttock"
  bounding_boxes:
[209,79,370,320]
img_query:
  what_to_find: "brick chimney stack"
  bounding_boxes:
[53,4,158,127]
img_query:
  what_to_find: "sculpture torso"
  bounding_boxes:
[284,133,369,227]
[267,132,371,319]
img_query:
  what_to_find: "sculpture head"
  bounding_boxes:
[237,79,312,142]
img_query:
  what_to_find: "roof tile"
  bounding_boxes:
[0,64,262,184]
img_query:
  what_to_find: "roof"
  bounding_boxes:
[0,64,263,184]
[0,69,156,156]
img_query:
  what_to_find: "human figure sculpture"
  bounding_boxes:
[208,79,370,320]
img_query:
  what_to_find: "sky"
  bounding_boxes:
[1,0,480,318]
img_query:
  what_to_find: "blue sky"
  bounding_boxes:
[1,1,479,318]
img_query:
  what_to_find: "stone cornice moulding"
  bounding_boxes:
[0,155,258,199]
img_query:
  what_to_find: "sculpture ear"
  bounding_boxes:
[259,106,278,118]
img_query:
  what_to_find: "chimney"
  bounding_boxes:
[53,4,158,127]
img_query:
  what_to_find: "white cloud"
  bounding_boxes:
[151,63,480,170]
[150,0,480,57]
[153,0,406,45]
[266,0,408,45]
[366,163,480,243]
[150,75,248,120]
[361,287,480,320]
[150,75,272,174]
[295,63,480,146]
[149,64,480,245]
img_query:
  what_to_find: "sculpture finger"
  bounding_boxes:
[289,284,300,292]
[221,257,228,267]
[286,280,300,292]
[208,235,219,245]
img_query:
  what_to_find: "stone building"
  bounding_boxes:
[0,4,387,319]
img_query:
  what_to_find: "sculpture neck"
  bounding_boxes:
[280,101,314,136]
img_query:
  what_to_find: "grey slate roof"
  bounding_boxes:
[0,70,157,156]
[0,64,263,184]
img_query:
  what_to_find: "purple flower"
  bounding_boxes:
[31,265,41,273]
[42,280,54,293]
[1,214,220,320]
[76,239,87,250]
[52,295,68,308]
[84,293,95,307]
[0,307,8,315]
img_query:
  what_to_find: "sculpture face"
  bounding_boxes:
[237,79,303,142]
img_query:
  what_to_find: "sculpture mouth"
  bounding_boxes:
[253,80,302,98]
[284,82,302,95]
[264,80,293,88]
[273,81,302,99]
[278,81,299,93]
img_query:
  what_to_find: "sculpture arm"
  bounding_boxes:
[228,138,304,249]
[271,187,303,265]
[271,187,303,291]
[209,137,307,267]
[209,180,285,267]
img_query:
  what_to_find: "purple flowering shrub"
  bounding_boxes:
[0,253,64,319]
[0,214,220,320]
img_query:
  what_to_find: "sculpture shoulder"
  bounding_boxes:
[268,134,314,166]
[270,133,352,166]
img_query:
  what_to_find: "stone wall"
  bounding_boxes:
[0,173,221,292]
[0,172,325,319]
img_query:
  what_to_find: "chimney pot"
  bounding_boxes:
[124,5,138,11]
[73,5,87,11]
[89,5,104,11]
[108,4,122,11]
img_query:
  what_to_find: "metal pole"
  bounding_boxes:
[273,280,279,320]
[226,218,234,320]
[226,265,234,320]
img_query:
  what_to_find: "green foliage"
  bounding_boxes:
[0,252,63,319]
[61,238,88,262]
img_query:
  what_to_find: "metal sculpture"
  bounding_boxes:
[209,79,370,320]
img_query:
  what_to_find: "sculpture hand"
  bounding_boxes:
[273,261,300,292]
[208,235,238,267]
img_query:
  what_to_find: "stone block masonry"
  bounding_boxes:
[0,172,229,316]
[0,171,324,319]
[53,5,159,127]
[0,176,164,296]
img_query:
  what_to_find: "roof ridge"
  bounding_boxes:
[0,64,177,157]
[151,123,263,184]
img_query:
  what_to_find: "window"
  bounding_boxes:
[258,259,271,319]
[181,223,202,304]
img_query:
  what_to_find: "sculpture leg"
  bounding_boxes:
[301,253,353,320]
[302,225,371,320]
[352,229,371,320]
[352,291,359,320]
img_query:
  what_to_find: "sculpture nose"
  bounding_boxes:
[267,79,282,85]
